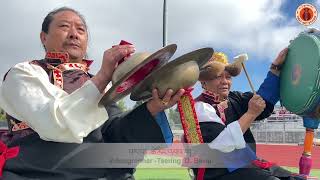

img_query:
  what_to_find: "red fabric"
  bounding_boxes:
[118,40,133,64]
[202,90,221,104]
[252,159,275,169]
[178,96,189,142]
[115,59,160,93]
[45,52,69,63]
[177,88,205,180]
[112,40,133,65]
[0,140,19,176]
[177,88,203,143]
[45,51,94,69]
[83,59,93,68]
[185,88,204,143]
[197,167,205,180]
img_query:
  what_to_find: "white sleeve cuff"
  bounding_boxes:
[208,121,246,153]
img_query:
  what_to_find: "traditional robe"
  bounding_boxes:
[192,72,292,180]
[0,52,172,180]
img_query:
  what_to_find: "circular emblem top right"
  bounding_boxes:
[296,3,318,26]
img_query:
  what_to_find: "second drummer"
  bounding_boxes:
[191,49,295,179]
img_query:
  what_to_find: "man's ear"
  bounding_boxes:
[40,32,47,45]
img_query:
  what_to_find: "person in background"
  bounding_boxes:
[191,50,293,179]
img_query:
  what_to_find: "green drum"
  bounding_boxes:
[280,32,320,118]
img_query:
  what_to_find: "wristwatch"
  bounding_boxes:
[270,63,282,71]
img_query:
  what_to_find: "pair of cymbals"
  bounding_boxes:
[99,45,214,106]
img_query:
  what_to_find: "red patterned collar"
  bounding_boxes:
[202,90,224,105]
[201,90,228,124]
[45,52,93,68]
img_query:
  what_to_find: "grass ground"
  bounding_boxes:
[135,168,191,180]
[284,167,320,178]
[134,155,320,179]
[135,168,320,179]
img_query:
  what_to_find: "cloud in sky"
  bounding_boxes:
[167,0,308,61]
[0,0,319,107]
[0,1,313,72]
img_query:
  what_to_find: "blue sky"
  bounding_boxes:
[0,0,319,108]
[219,0,319,94]
[188,0,320,108]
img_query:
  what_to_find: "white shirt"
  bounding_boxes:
[195,101,246,152]
[0,61,109,143]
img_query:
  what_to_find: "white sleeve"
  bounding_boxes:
[208,121,246,152]
[0,62,108,143]
[194,101,246,152]
[195,102,224,124]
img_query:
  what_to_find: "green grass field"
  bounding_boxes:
[134,155,320,179]
[135,167,320,179]
[135,168,191,180]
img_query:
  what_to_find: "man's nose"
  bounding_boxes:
[220,77,228,84]
[68,26,79,40]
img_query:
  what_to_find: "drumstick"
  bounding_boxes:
[241,62,256,94]
[233,54,256,94]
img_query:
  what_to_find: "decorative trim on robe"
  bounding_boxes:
[195,102,246,152]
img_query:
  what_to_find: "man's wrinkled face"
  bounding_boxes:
[203,71,232,98]
[40,10,88,62]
